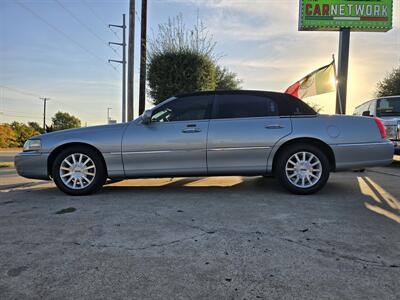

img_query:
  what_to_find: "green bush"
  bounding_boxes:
[10,122,40,147]
[148,50,216,104]
[0,124,18,148]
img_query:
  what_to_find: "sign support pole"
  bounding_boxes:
[336,28,350,114]
[332,54,343,115]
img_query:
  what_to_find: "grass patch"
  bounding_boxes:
[0,162,14,168]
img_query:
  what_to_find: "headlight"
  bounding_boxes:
[23,139,42,152]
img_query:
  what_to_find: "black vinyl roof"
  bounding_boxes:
[177,89,286,98]
[175,90,316,115]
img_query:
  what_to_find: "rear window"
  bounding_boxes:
[274,93,316,116]
[377,97,400,117]
[214,94,278,119]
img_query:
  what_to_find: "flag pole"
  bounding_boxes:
[332,54,343,114]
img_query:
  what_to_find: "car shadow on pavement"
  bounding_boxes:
[101,176,285,195]
[0,181,50,191]
[357,176,400,224]
[2,175,349,199]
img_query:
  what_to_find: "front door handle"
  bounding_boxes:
[182,128,201,133]
[265,124,284,129]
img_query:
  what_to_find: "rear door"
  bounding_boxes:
[207,93,292,174]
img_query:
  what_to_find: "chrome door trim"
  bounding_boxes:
[208,146,271,152]
[119,149,207,155]
[333,141,393,147]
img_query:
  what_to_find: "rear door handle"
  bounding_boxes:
[265,124,284,129]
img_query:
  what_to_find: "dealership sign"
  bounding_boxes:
[299,0,393,32]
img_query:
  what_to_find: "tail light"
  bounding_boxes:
[373,117,387,139]
[397,122,400,140]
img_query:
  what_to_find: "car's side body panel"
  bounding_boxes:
[266,114,393,172]
[121,120,209,177]
[207,116,292,174]
[15,124,128,180]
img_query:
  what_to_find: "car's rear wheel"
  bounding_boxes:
[275,143,330,195]
[52,146,106,196]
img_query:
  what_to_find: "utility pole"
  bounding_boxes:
[109,14,127,123]
[127,0,135,121]
[138,0,147,115]
[39,97,50,131]
[335,28,350,115]
[107,107,112,123]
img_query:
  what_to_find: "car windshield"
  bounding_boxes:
[376,97,400,117]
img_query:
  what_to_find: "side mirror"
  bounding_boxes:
[142,109,152,124]
[362,110,371,117]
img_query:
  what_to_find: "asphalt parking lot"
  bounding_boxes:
[1,156,399,299]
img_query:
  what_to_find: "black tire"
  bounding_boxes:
[275,143,330,195]
[52,146,107,196]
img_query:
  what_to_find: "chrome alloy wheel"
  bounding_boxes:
[59,153,96,190]
[285,151,322,189]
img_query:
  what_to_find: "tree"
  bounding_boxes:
[376,66,400,97]
[52,111,81,131]
[149,14,217,61]
[28,121,45,134]
[148,15,242,104]
[215,66,242,90]
[148,51,216,104]
[0,124,18,148]
[10,122,40,146]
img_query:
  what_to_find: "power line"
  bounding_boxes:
[0,85,41,99]
[15,0,118,74]
[1,112,42,119]
[0,84,102,120]
[81,0,121,39]
[53,0,118,55]
[1,109,42,118]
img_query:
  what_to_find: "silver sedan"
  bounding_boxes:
[15,91,394,195]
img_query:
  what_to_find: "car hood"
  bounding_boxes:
[31,123,128,140]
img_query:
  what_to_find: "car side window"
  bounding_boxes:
[214,94,278,119]
[151,95,211,123]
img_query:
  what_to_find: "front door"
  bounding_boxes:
[122,95,213,177]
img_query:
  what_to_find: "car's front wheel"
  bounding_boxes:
[275,143,330,195]
[52,146,106,196]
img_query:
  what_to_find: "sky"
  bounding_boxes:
[0,0,399,126]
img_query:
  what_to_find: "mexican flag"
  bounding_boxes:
[285,61,336,99]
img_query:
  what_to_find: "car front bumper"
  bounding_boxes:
[14,152,50,180]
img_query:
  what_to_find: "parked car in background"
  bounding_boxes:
[15,91,393,196]
[353,96,400,154]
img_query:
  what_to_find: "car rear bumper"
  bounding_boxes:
[14,152,50,180]
[331,141,394,171]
